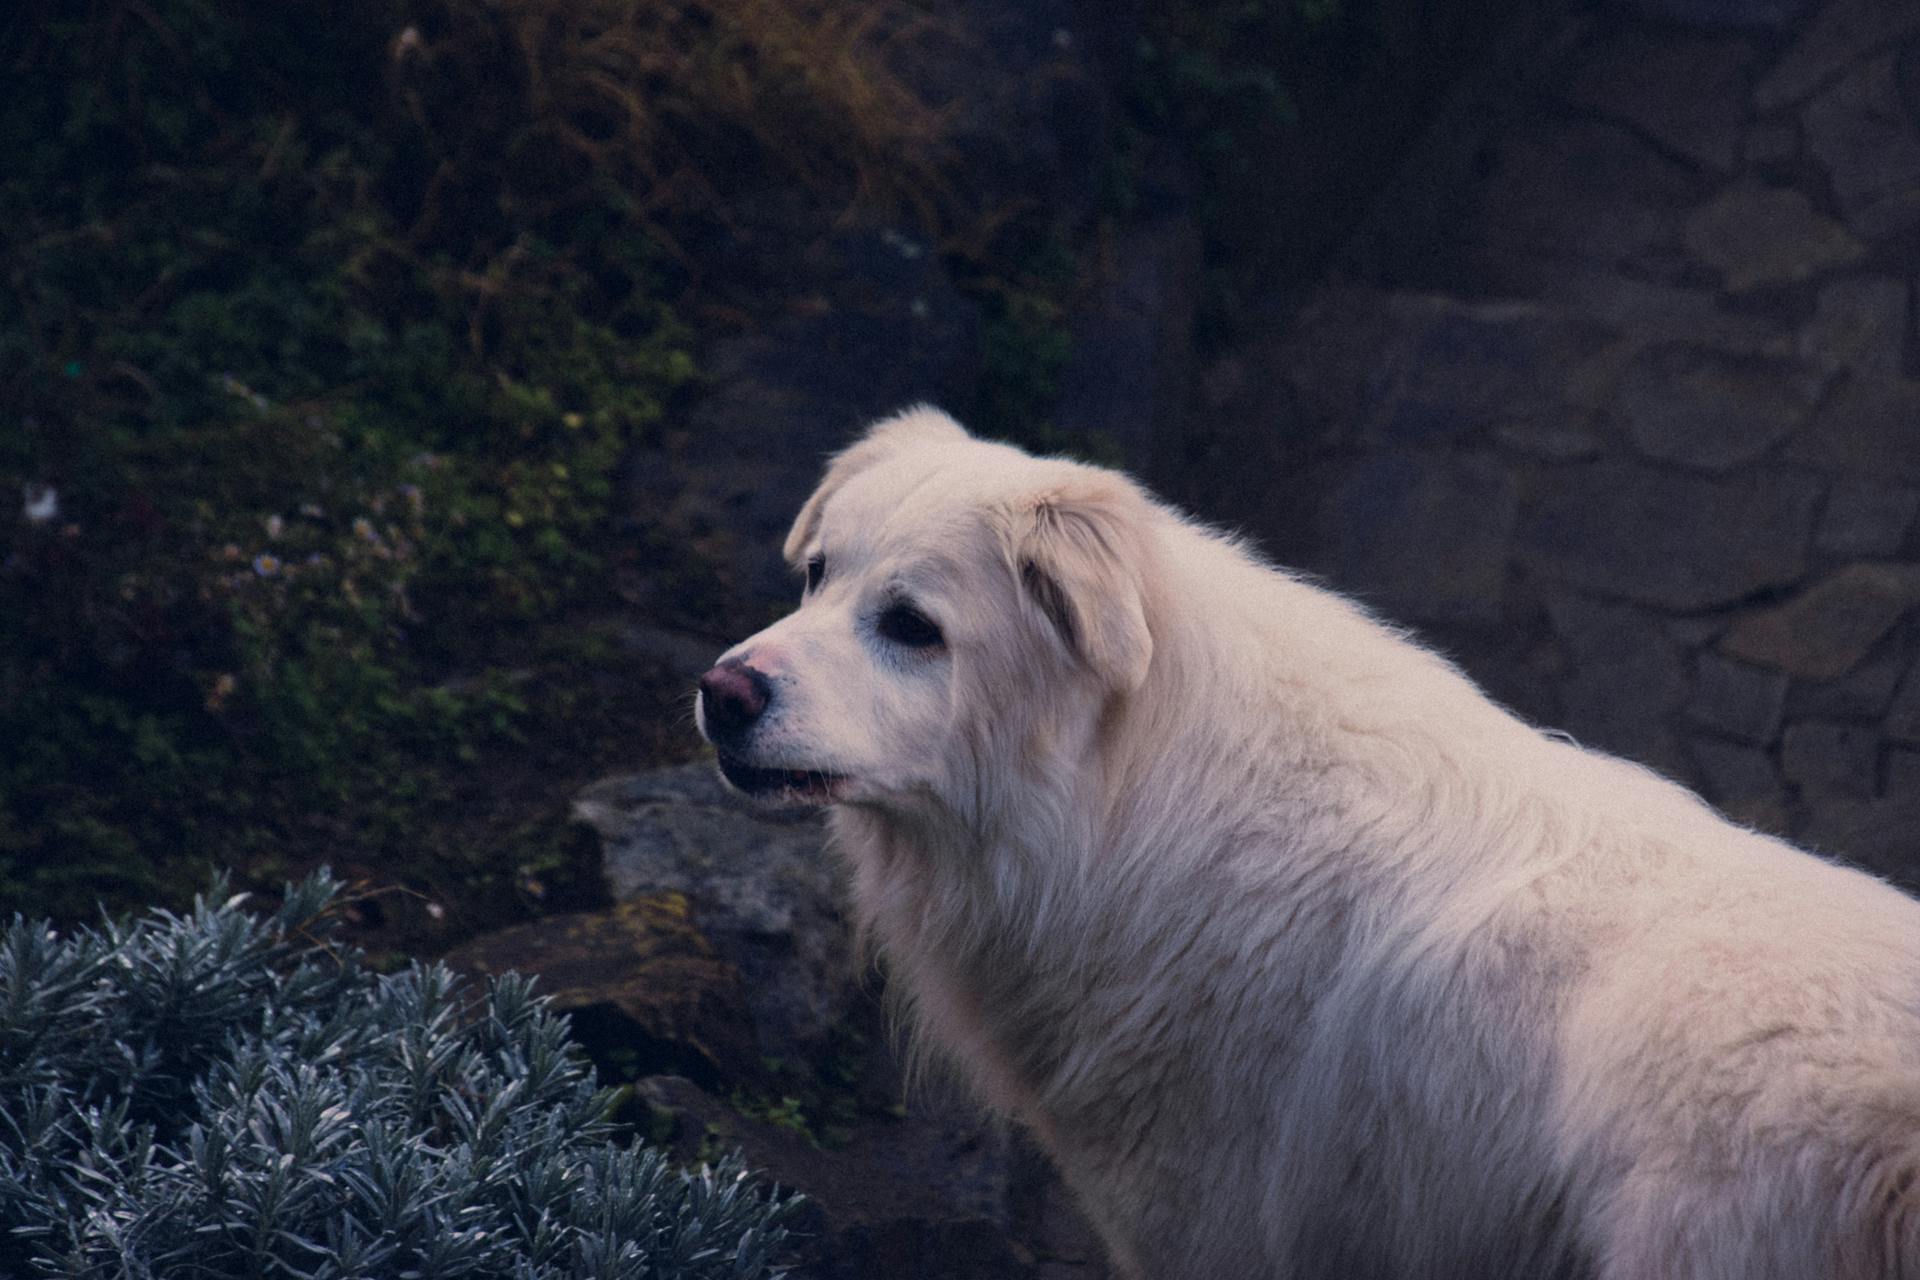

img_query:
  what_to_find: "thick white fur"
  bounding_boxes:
[706,407,1920,1280]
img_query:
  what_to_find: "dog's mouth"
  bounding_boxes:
[716,752,845,805]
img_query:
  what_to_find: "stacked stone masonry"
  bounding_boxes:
[1192,0,1920,890]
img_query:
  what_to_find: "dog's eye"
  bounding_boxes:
[878,602,944,649]
[806,555,825,593]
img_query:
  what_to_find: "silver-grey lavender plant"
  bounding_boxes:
[0,872,800,1279]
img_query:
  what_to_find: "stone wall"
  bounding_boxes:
[1176,0,1920,887]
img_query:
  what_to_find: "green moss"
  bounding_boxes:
[0,1,701,923]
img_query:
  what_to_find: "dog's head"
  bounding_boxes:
[695,407,1156,821]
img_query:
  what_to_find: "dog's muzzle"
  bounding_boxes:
[696,659,843,802]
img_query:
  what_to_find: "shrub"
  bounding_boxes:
[0,872,801,1278]
[0,0,949,922]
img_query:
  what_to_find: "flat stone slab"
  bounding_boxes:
[1797,796,1920,888]
[1562,31,1753,172]
[1721,563,1920,679]
[1781,719,1881,797]
[1520,462,1820,609]
[576,763,855,1060]
[1889,749,1920,794]
[1787,377,1920,481]
[1682,184,1864,291]
[1886,657,1920,742]
[1743,122,1801,166]
[1360,295,1625,447]
[1755,0,1920,109]
[1317,452,1519,625]
[1534,273,1787,351]
[1611,342,1831,470]
[1687,652,1791,743]
[1546,593,1689,777]
[1804,53,1920,238]
[1472,121,1697,273]
[1686,735,1788,832]
[1787,645,1907,718]
[1797,276,1911,375]
[442,895,762,1086]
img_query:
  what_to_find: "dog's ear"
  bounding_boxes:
[1006,475,1154,693]
[783,406,971,564]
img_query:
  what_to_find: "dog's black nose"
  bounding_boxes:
[698,660,771,744]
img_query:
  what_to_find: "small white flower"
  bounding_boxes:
[881,227,924,259]
[264,514,285,539]
[22,483,57,524]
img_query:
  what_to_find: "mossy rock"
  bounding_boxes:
[442,892,764,1090]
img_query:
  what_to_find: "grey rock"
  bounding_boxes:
[1612,343,1830,470]
[1666,614,1733,649]
[1153,335,1308,549]
[1547,592,1674,664]
[1743,122,1801,166]
[1887,748,1920,795]
[1547,594,1690,776]
[1804,53,1920,238]
[1519,462,1820,609]
[1781,719,1881,797]
[1493,422,1605,460]
[1687,734,1780,797]
[1798,277,1911,376]
[627,225,981,611]
[1886,657,1920,742]
[1471,121,1697,275]
[1562,32,1753,172]
[442,899,762,1087]
[1360,296,1624,448]
[1815,482,1920,558]
[1682,184,1865,292]
[1056,210,1202,474]
[899,0,1110,241]
[1317,453,1519,625]
[1787,377,1920,481]
[1268,286,1403,448]
[1687,652,1790,742]
[576,764,855,1060]
[1797,796,1920,888]
[1532,272,1788,351]
[1754,0,1920,109]
[1786,647,1908,718]
[1197,353,1251,414]
[1720,564,1920,679]
[1621,0,1812,30]
[1687,735,1789,832]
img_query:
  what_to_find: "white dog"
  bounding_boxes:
[695,407,1920,1280]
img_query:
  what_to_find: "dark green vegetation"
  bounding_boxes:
[0,0,945,928]
[0,873,802,1277]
